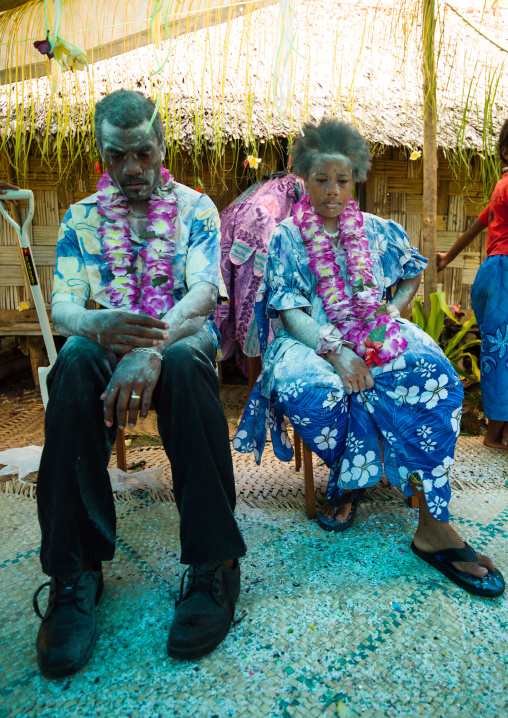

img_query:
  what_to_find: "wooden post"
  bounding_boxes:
[27,336,49,388]
[247,355,262,395]
[302,441,316,519]
[294,432,302,472]
[422,0,438,315]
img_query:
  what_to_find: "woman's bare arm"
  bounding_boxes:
[280,307,321,349]
[280,307,374,394]
[387,273,422,316]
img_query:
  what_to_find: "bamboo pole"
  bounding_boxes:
[422,0,438,315]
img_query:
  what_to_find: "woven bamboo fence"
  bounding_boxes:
[366,147,486,310]
[0,141,487,316]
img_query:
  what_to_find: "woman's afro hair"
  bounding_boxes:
[289,118,372,181]
[498,118,508,164]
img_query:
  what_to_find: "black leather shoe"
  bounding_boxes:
[167,561,240,660]
[34,569,104,678]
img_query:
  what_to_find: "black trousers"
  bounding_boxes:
[37,330,246,577]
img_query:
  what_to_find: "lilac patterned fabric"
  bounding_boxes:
[215,173,305,364]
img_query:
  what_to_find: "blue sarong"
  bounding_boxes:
[471,254,508,421]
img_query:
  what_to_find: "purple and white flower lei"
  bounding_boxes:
[293,195,407,365]
[96,167,178,319]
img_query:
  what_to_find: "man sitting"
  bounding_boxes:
[33,89,246,677]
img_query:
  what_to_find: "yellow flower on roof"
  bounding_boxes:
[243,155,262,170]
[52,39,88,71]
[17,301,29,312]
[409,150,422,161]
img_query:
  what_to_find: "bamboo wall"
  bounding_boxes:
[365,147,487,309]
[0,143,488,315]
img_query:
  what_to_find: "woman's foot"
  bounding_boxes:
[483,419,508,450]
[410,473,496,577]
[413,518,495,577]
[320,492,354,523]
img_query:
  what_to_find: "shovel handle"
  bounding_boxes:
[0,190,34,248]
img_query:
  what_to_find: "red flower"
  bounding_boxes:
[95,161,101,175]
[364,337,383,367]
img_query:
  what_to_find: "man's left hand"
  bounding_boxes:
[101,351,162,430]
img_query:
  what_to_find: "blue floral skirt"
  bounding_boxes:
[471,254,508,421]
[234,328,463,522]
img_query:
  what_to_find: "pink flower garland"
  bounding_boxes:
[96,167,178,319]
[293,195,407,366]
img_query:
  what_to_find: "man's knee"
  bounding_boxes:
[162,335,215,381]
[58,336,108,364]
[50,336,115,386]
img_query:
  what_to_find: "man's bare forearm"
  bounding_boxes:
[52,281,217,351]
[51,302,90,337]
[156,281,218,351]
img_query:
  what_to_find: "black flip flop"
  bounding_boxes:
[317,490,362,533]
[411,541,505,598]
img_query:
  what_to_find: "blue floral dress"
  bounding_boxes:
[233,214,464,522]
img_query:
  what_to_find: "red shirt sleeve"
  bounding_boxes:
[478,206,489,226]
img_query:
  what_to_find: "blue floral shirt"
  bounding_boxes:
[52,182,227,346]
[257,213,428,355]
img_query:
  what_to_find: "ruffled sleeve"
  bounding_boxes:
[263,224,312,316]
[254,222,312,354]
[365,214,427,289]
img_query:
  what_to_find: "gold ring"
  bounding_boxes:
[131,392,141,400]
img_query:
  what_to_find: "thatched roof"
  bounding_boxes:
[1,0,507,158]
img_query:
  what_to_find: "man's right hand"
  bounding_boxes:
[328,346,375,395]
[436,252,449,273]
[79,309,169,354]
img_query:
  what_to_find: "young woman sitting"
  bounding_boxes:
[234,118,504,598]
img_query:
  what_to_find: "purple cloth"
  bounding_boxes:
[215,174,304,365]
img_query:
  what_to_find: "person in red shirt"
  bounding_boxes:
[437,119,508,449]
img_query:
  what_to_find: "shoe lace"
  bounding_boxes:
[176,564,245,625]
[33,576,88,620]
[176,565,218,608]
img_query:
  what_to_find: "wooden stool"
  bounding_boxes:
[407,494,419,509]
[293,433,419,517]
[247,356,262,394]
[293,432,316,519]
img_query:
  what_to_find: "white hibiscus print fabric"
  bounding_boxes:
[341,451,379,487]
[386,385,420,405]
[451,407,462,437]
[322,390,346,411]
[314,427,338,451]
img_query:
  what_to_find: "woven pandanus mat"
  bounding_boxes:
[0,385,249,451]
[0,388,45,451]
[1,490,507,717]
[1,384,508,505]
